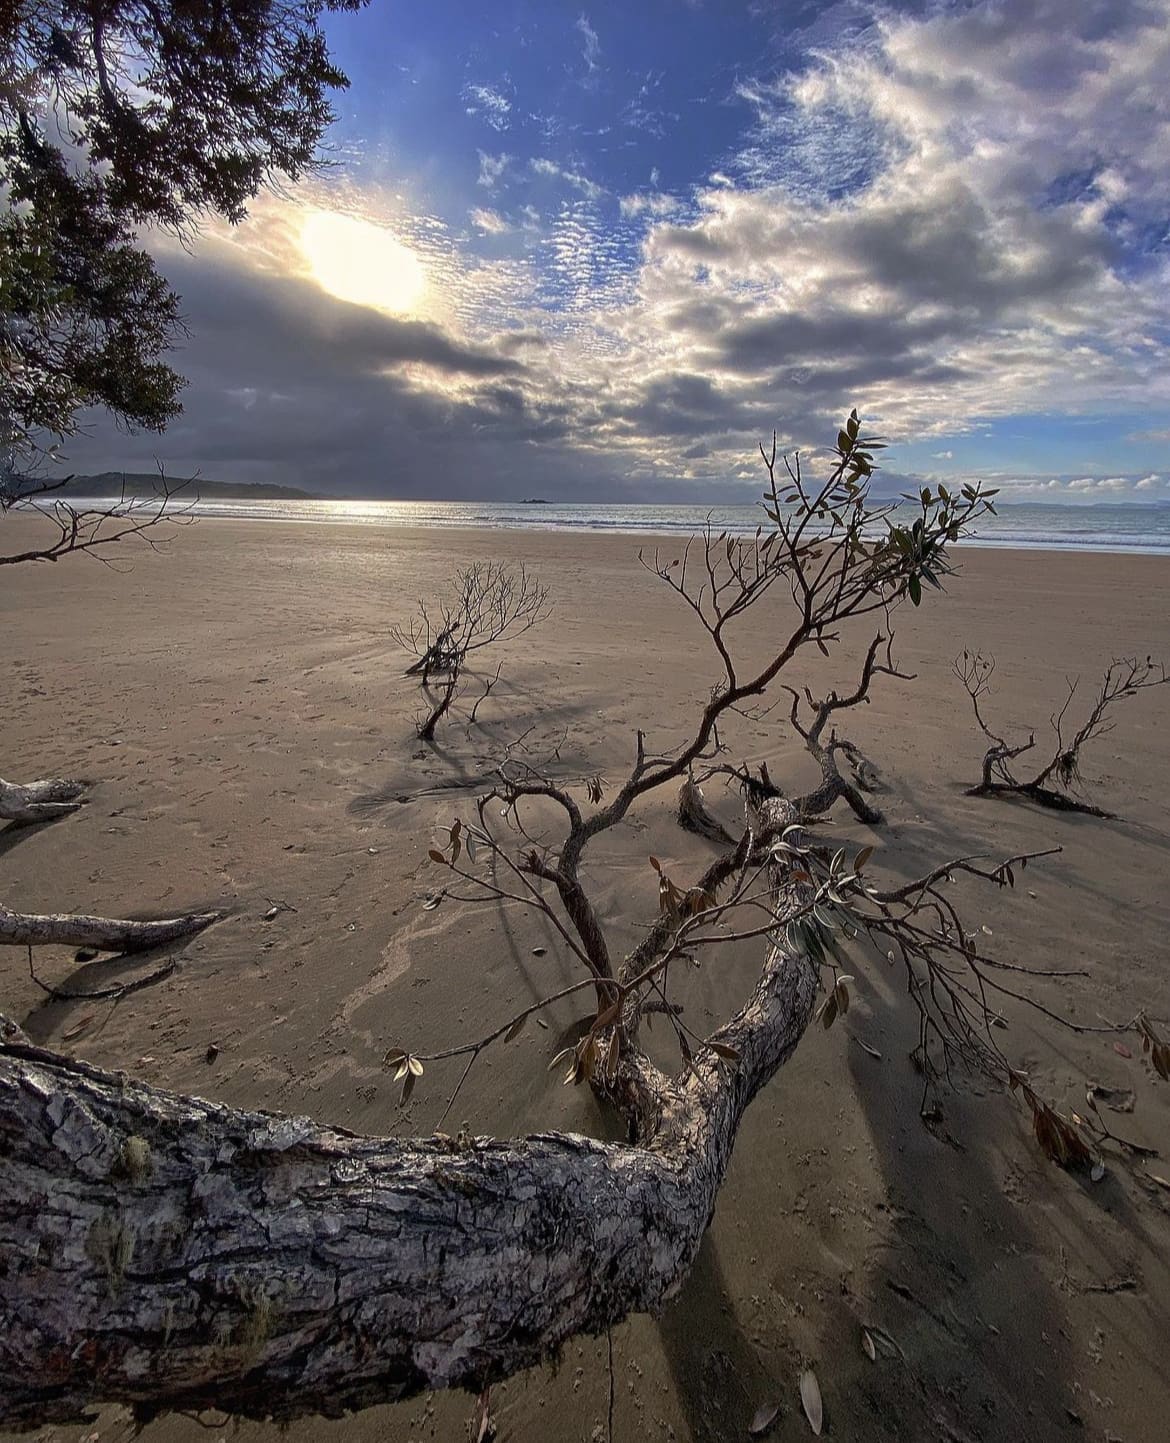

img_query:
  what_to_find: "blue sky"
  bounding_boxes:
[69,0,1170,502]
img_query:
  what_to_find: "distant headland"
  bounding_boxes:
[19,473,321,502]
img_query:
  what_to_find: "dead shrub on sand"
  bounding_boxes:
[392,560,552,739]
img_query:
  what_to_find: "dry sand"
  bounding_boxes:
[2,515,1169,1443]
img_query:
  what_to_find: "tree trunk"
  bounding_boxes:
[0,905,218,952]
[417,667,460,740]
[0,805,817,1429]
[0,776,88,826]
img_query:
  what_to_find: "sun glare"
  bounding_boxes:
[300,210,426,315]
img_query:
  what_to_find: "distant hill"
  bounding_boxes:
[21,473,320,501]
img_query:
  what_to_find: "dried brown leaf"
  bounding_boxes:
[504,1014,527,1043]
[862,1329,877,1362]
[62,1013,96,1042]
[427,849,446,865]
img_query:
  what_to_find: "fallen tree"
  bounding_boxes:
[2,417,1162,1429]
[955,649,1169,817]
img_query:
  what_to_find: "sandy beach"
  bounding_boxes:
[2,515,1169,1443]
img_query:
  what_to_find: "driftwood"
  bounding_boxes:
[0,775,88,826]
[0,904,218,952]
[676,774,738,845]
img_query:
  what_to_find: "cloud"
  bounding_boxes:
[576,0,1170,478]
[922,469,1170,502]
[470,207,513,235]
[619,192,680,218]
[64,0,1170,500]
[530,157,604,201]
[463,83,511,131]
[476,150,510,189]
[576,14,601,76]
[56,234,618,497]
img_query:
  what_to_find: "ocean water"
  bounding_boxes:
[52,496,1170,554]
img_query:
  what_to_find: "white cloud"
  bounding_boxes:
[476,150,511,189]
[560,0,1170,478]
[470,207,512,235]
[576,14,601,76]
[463,83,511,132]
[70,1,1170,498]
[619,192,681,219]
[530,157,604,200]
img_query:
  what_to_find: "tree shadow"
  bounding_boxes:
[657,1233,777,1443]
[0,813,77,860]
[19,942,197,1045]
[843,984,1092,1441]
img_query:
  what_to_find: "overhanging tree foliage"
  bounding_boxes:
[1,0,368,473]
[4,416,1165,1430]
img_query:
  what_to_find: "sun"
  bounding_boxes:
[300,210,426,315]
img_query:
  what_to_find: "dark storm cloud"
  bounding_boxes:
[60,243,617,498]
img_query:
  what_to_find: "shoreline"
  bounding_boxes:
[12,496,1170,556]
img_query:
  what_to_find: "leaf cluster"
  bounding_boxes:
[3,0,368,462]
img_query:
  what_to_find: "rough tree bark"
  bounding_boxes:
[0,776,88,826]
[0,803,816,1429]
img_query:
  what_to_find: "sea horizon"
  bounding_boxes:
[48,493,1170,555]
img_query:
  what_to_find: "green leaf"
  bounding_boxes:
[908,574,922,606]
